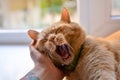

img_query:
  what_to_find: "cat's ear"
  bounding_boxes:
[61,7,71,23]
[28,30,39,40]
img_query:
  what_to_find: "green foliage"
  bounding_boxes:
[39,0,63,16]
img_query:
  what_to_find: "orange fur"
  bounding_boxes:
[105,30,120,41]
[28,8,120,80]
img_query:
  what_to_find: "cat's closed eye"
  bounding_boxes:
[41,39,47,43]
[55,26,64,34]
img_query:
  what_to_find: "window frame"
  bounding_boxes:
[1,0,120,44]
[0,30,31,44]
[0,0,80,44]
[78,0,90,34]
[79,0,120,37]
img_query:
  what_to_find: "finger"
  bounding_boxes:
[29,46,39,54]
[29,46,41,62]
[29,46,52,64]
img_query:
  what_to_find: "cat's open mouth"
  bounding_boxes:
[55,44,71,61]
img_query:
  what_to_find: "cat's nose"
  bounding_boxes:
[51,36,55,41]
[54,34,66,45]
[48,34,56,41]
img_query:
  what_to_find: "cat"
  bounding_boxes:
[28,8,120,80]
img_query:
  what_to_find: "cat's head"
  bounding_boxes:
[28,8,86,66]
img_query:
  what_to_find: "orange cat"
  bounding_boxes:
[28,8,120,80]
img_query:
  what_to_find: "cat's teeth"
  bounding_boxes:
[61,64,65,66]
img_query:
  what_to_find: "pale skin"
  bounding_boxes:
[20,46,64,80]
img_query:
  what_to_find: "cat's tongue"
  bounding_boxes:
[56,44,70,59]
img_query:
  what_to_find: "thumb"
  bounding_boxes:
[29,46,41,63]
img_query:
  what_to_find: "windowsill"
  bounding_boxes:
[111,16,120,20]
[0,30,31,45]
[0,44,34,80]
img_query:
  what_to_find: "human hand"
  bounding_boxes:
[20,46,64,80]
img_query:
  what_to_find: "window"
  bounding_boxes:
[112,0,120,16]
[0,0,77,29]
[0,0,78,44]
[79,0,120,37]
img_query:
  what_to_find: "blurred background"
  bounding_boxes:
[0,0,120,80]
[112,0,120,16]
[0,0,119,29]
[0,0,77,29]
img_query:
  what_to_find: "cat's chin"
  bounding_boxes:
[55,44,74,65]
